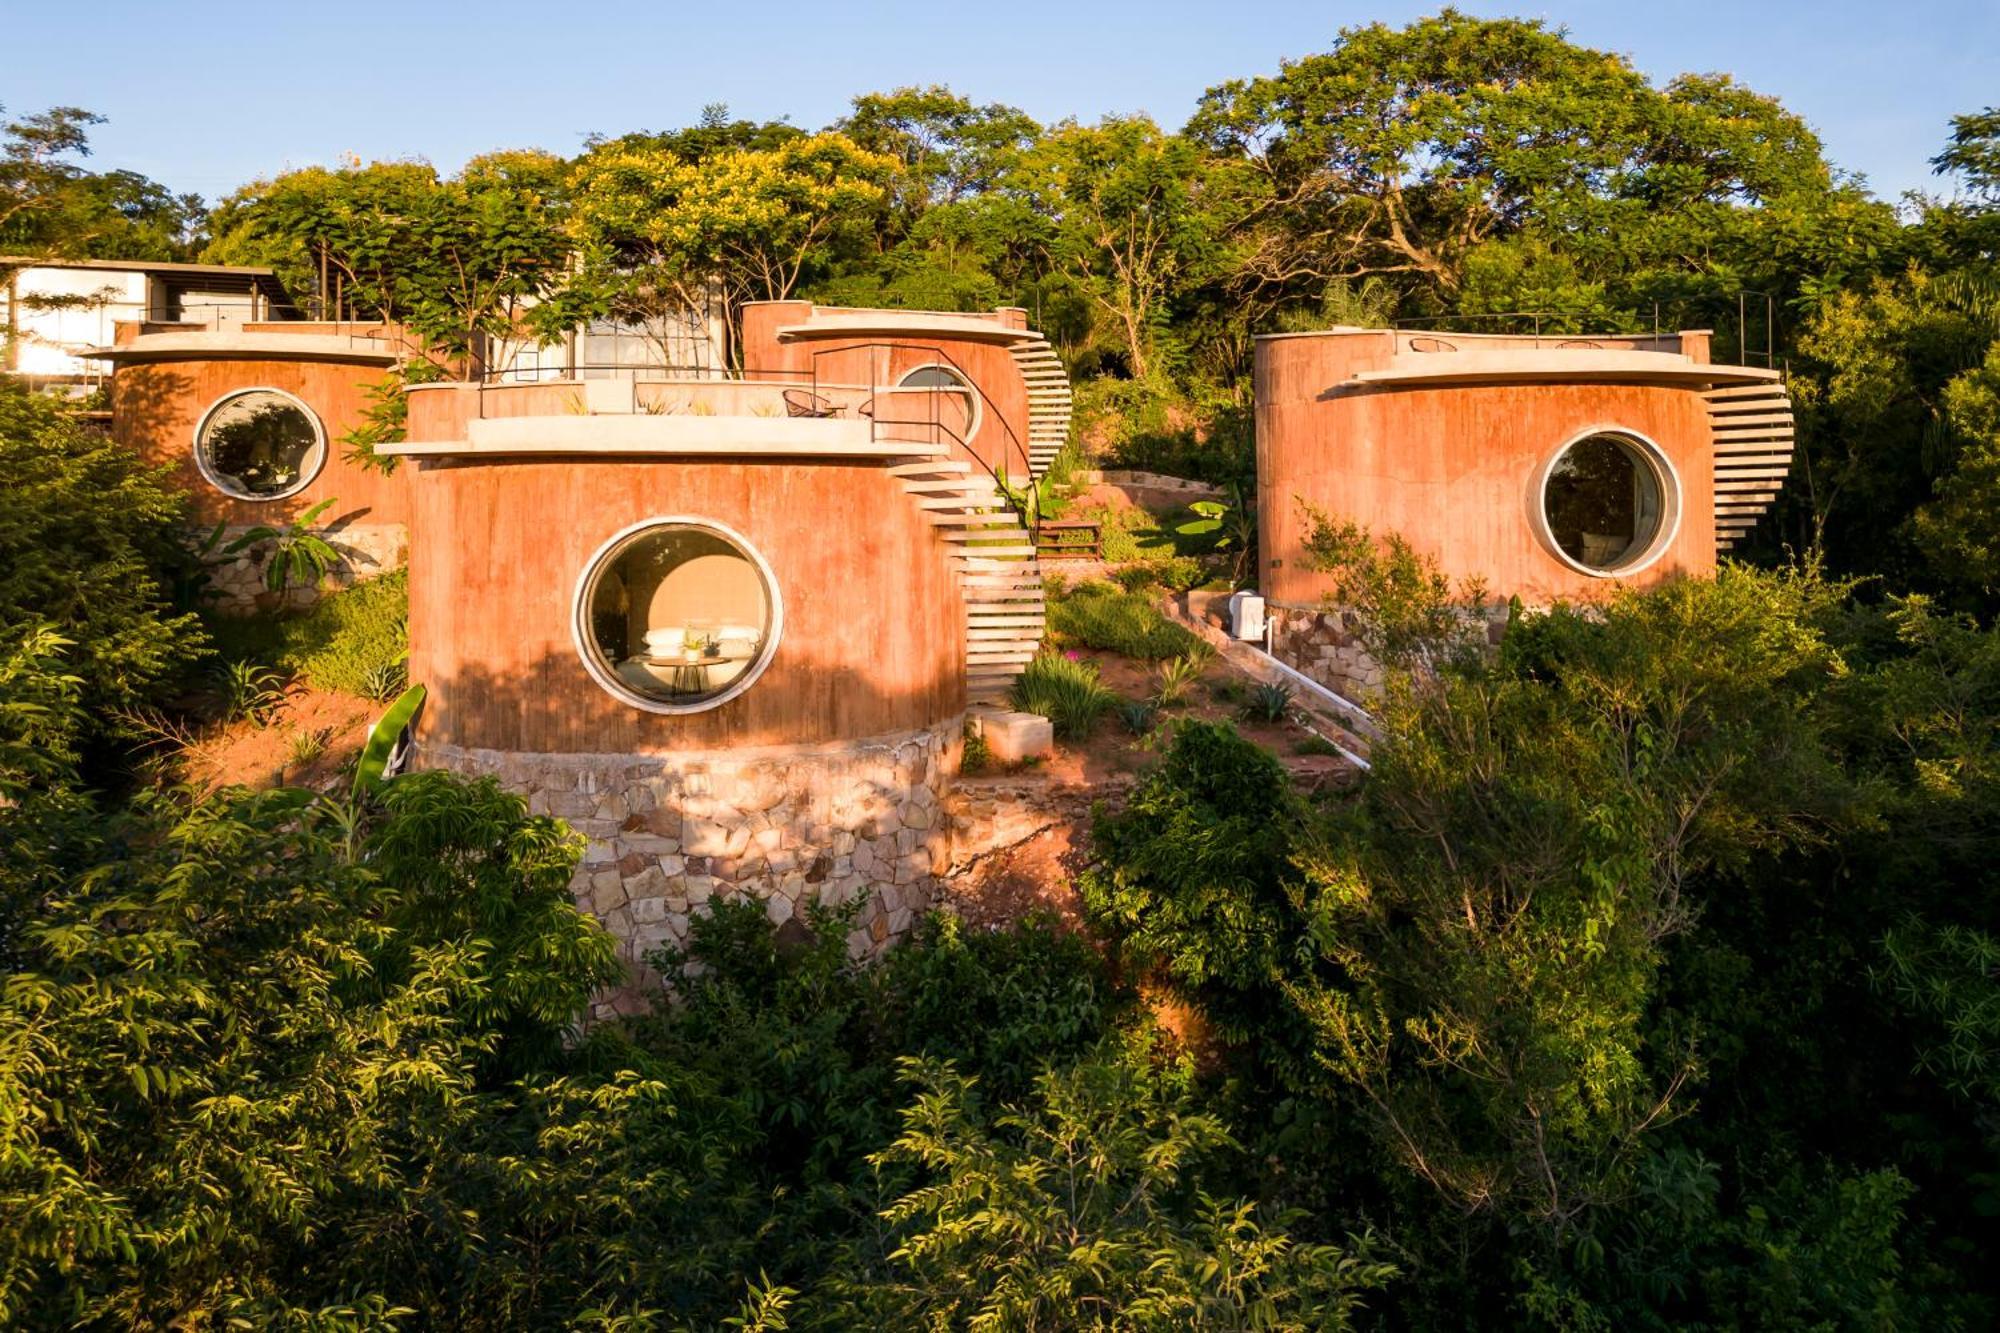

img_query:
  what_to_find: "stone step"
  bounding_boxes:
[886,459,970,476]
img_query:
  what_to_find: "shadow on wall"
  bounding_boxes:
[111,365,194,473]
[413,645,965,1019]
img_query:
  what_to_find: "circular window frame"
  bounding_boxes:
[1529,426,1682,579]
[896,362,982,444]
[570,515,785,716]
[191,386,328,503]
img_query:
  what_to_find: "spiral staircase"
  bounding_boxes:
[1704,377,1795,551]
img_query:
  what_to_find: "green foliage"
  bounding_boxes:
[1297,507,1492,674]
[564,132,897,349]
[1048,580,1204,660]
[1153,653,1204,707]
[285,724,330,768]
[0,762,643,1326]
[212,569,409,699]
[1241,680,1294,723]
[960,718,995,775]
[214,658,286,725]
[1175,482,1256,584]
[210,153,574,360]
[353,684,426,799]
[1,103,200,259]
[0,382,207,751]
[222,496,344,594]
[861,1040,1395,1330]
[1082,721,1306,1032]
[340,359,448,474]
[1008,651,1118,740]
[1118,697,1160,735]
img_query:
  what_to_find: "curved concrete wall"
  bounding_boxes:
[404,454,965,755]
[111,354,411,529]
[1256,333,1717,606]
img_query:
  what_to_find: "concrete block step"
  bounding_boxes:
[886,460,970,476]
[1706,383,1790,400]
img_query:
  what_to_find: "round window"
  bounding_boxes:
[896,363,979,443]
[1537,432,1678,575]
[194,388,326,501]
[573,518,782,713]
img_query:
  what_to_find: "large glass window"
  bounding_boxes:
[194,388,325,500]
[574,519,781,712]
[895,363,979,443]
[1540,432,1673,573]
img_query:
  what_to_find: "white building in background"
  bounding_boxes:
[1,257,295,387]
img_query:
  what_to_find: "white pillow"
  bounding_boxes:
[642,625,686,652]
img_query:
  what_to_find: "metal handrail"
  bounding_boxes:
[1387,291,1784,368]
[806,342,1039,541]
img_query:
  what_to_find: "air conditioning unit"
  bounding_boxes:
[1228,591,1266,641]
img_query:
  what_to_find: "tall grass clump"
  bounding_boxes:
[1009,652,1118,740]
[1048,581,1203,660]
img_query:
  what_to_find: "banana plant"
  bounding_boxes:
[1175,482,1257,584]
[352,683,426,802]
[224,496,344,594]
[994,461,1059,531]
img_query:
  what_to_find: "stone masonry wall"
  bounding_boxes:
[1269,601,1512,702]
[419,720,961,1019]
[207,521,407,615]
[1267,603,1385,701]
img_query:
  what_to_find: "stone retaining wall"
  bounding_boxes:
[207,521,407,614]
[418,719,961,1019]
[1267,603,1386,701]
[945,774,1132,872]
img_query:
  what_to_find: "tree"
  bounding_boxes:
[211,154,574,366]
[0,103,201,261]
[855,1042,1395,1329]
[838,85,1040,210]
[564,131,897,358]
[1015,117,1224,380]
[1187,11,1889,337]
[0,382,206,753]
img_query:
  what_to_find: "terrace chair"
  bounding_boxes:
[782,389,839,418]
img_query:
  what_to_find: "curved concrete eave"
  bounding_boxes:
[1349,350,1779,390]
[380,412,897,458]
[775,313,1036,346]
[85,331,401,365]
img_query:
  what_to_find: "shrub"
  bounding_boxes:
[859,1039,1395,1329]
[1111,563,1161,593]
[214,659,287,725]
[1081,721,1306,1031]
[1009,652,1118,740]
[0,382,208,750]
[961,718,995,774]
[0,765,646,1327]
[1119,698,1160,734]
[1154,653,1203,706]
[211,569,409,698]
[1048,581,1203,660]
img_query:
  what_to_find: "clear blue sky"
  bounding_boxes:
[7,0,1995,204]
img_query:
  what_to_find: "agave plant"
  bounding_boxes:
[1240,680,1296,724]
[223,496,344,594]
